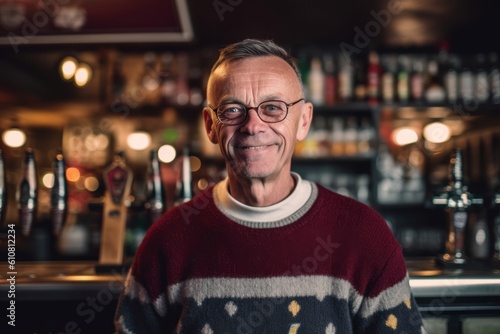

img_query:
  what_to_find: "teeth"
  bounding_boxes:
[242,146,266,150]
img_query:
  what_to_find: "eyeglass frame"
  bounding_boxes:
[208,98,305,126]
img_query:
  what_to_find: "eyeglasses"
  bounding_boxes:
[208,98,305,126]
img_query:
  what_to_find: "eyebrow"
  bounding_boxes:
[218,94,286,106]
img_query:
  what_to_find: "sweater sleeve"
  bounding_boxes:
[114,224,170,334]
[354,248,426,333]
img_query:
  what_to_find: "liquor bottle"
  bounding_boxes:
[0,150,6,226]
[432,149,483,265]
[396,55,410,103]
[307,56,325,105]
[367,51,381,105]
[410,56,425,103]
[175,148,193,205]
[338,55,354,102]
[475,53,490,104]
[381,54,396,103]
[50,151,68,236]
[323,54,337,106]
[488,52,500,104]
[147,149,165,224]
[17,148,38,236]
[329,117,345,157]
[444,54,459,104]
[343,117,359,156]
[459,56,475,104]
[353,57,367,102]
[424,58,446,103]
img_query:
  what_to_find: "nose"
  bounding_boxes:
[239,108,267,134]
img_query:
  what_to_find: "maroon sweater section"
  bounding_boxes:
[131,184,406,304]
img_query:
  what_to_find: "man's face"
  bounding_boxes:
[203,56,312,181]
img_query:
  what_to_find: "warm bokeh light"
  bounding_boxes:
[158,144,176,163]
[42,172,55,188]
[2,128,26,148]
[197,178,209,190]
[84,176,99,192]
[392,128,418,146]
[190,156,201,172]
[74,63,92,87]
[127,131,152,150]
[66,167,81,182]
[423,122,451,144]
[60,56,78,80]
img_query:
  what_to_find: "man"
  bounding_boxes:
[115,39,426,333]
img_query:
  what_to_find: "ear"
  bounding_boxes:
[296,101,313,141]
[203,107,219,144]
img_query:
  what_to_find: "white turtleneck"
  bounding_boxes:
[213,172,316,228]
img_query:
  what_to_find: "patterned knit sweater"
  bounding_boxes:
[115,175,426,333]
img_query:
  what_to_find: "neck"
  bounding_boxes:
[227,173,296,207]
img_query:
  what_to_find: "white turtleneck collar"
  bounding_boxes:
[213,172,316,228]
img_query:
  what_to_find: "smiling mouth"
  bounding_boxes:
[239,145,269,150]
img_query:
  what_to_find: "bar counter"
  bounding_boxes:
[1,258,500,333]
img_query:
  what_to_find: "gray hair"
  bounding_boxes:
[210,39,302,84]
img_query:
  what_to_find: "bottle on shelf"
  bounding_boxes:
[424,57,446,103]
[338,54,354,102]
[343,117,359,156]
[0,150,6,227]
[329,117,345,157]
[17,148,38,237]
[444,54,459,104]
[410,56,425,103]
[50,151,68,236]
[396,55,410,103]
[313,116,330,157]
[354,56,367,102]
[381,54,396,103]
[146,149,165,225]
[307,56,325,106]
[323,53,337,106]
[367,50,381,105]
[459,56,475,104]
